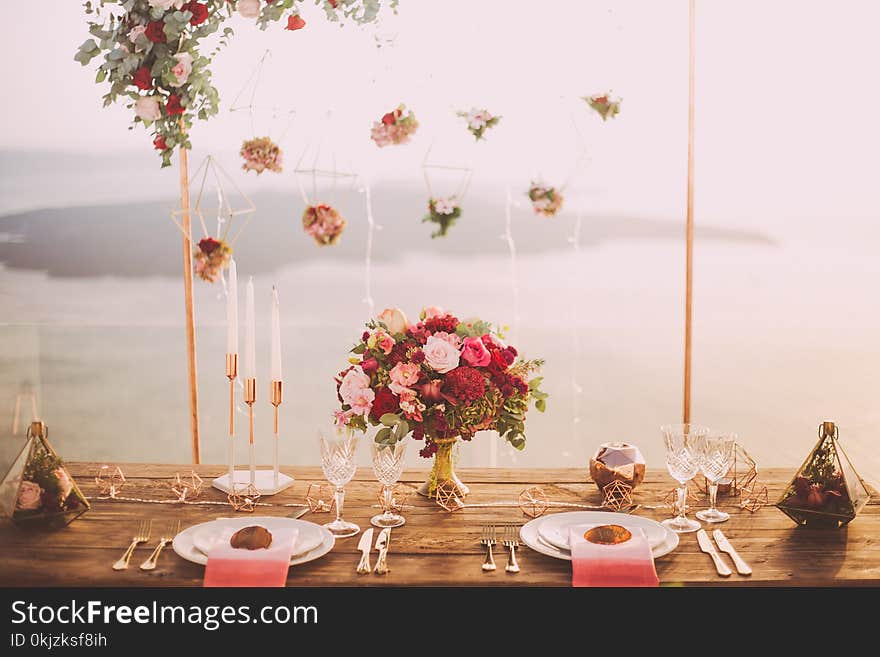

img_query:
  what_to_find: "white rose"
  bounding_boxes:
[149,0,185,9]
[376,308,408,335]
[423,335,461,373]
[171,52,193,87]
[134,97,161,122]
[238,0,261,19]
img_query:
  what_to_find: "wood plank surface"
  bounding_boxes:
[1,463,877,587]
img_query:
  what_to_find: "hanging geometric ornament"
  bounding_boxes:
[527,180,565,217]
[0,421,89,529]
[583,92,622,121]
[457,107,502,141]
[171,156,256,283]
[371,104,419,147]
[421,142,472,238]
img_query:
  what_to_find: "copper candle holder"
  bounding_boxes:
[244,377,256,484]
[270,380,282,488]
[225,353,238,484]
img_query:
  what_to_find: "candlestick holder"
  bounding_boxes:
[211,376,294,495]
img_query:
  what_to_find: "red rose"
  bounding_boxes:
[153,135,167,150]
[184,1,209,26]
[145,21,167,44]
[490,350,508,371]
[594,96,608,105]
[381,111,397,126]
[329,0,338,7]
[132,66,153,91]
[198,237,221,254]
[286,14,306,31]
[361,357,379,375]
[165,94,185,116]
[370,387,399,422]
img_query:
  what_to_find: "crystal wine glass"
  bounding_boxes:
[318,425,360,538]
[370,440,407,528]
[696,433,736,523]
[661,423,708,533]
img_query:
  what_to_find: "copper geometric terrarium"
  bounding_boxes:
[775,421,870,528]
[0,421,90,529]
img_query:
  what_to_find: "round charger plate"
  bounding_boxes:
[537,511,668,551]
[191,517,325,557]
[172,516,335,567]
[520,514,679,561]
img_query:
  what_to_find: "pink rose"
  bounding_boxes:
[432,331,462,349]
[420,305,445,320]
[134,96,161,121]
[377,308,408,334]
[398,389,425,422]
[461,336,491,367]
[54,468,73,499]
[389,362,421,395]
[170,52,193,86]
[237,0,260,18]
[368,329,395,355]
[423,335,460,373]
[16,480,43,511]
[333,409,355,427]
[339,366,374,416]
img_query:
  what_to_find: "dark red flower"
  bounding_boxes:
[153,135,167,150]
[419,441,439,458]
[411,349,425,365]
[370,387,400,422]
[286,14,306,31]
[412,425,425,441]
[198,237,221,254]
[433,410,449,432]
[444,366,486,404]
[501,348,516,366]
[506,345,518,357]
[184,1,209,26]
[361,357,379,375]
[361,331,370,342]
[424,314,459,335]
[416,379,446,404]
[490,350,509,371]
[165,94,185,115]
[328,0,338,7]
[145,21,167,44]
[132,66,153,91]
[381,111,397,126]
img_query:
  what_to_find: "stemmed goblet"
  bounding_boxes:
[370,440,407,528]
[318,425,360,538]
[661,423,708,533]
[696,433,736,523]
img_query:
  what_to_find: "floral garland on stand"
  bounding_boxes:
[371,104,419,147]
[303,204,347,246]
[528,181,564,217]
[422,197,461,238]
[193,236,232,282]
[240,136,283,174]
[457,108,501,141]
[76,1,396,167]
[584,92,622,121]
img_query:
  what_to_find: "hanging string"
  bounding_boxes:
[362,182,378,317]
[502,186,521,342]
[568,211,584,434]
[229,49,295,143]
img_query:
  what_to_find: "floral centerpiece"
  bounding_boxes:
[457,108,501,140]
[584,92,622,121]
[240,136,283,174]
[422,197,461,238]
[371,104,419,147]
[528,181,564,216]
[303,204,346,246]
[193,236,232,282]
[333,307,548,497]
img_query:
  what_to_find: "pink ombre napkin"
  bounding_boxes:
[569,526,659,587]
[204,527,298,587]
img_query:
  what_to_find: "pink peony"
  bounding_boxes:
[134,96,161,122]
[423,335,460,373]
[54,468,73,499]
[389,362,421,395]
[461,336,491,367]
[339,366,374,416]
[237,0,260,18]
[170,52,193,86]
[377,308,408,334]
[16,480,43,511]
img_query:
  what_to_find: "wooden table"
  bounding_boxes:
[1,463,877,587]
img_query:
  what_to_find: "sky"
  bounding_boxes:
[2,0,879,234]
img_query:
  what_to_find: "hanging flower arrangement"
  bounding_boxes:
[527,182,564,217]
[371,104,419,147]
[240,136,283,174]
[422,197,462,238]
[584,92,622,121]
[75,1,396,168]
[457,108,501,141]
[303,204,347,246]
[193,237,232,283]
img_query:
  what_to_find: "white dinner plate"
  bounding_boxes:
[172,516,335,567]
[520,514,679,561]
[191,517,325,557]
[537,511,668,551]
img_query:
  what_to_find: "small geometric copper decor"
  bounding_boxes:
[601,480,634,511]
[434,481,465,512]
[306,483,335,513]
[698,442,757,497]
[662,486,699,511]
[171,471,204,502]
[518,486,549,518]
[228,483,261,513]
[377,483,410,514]
[738,481,769,514]
[95,465,126,498]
